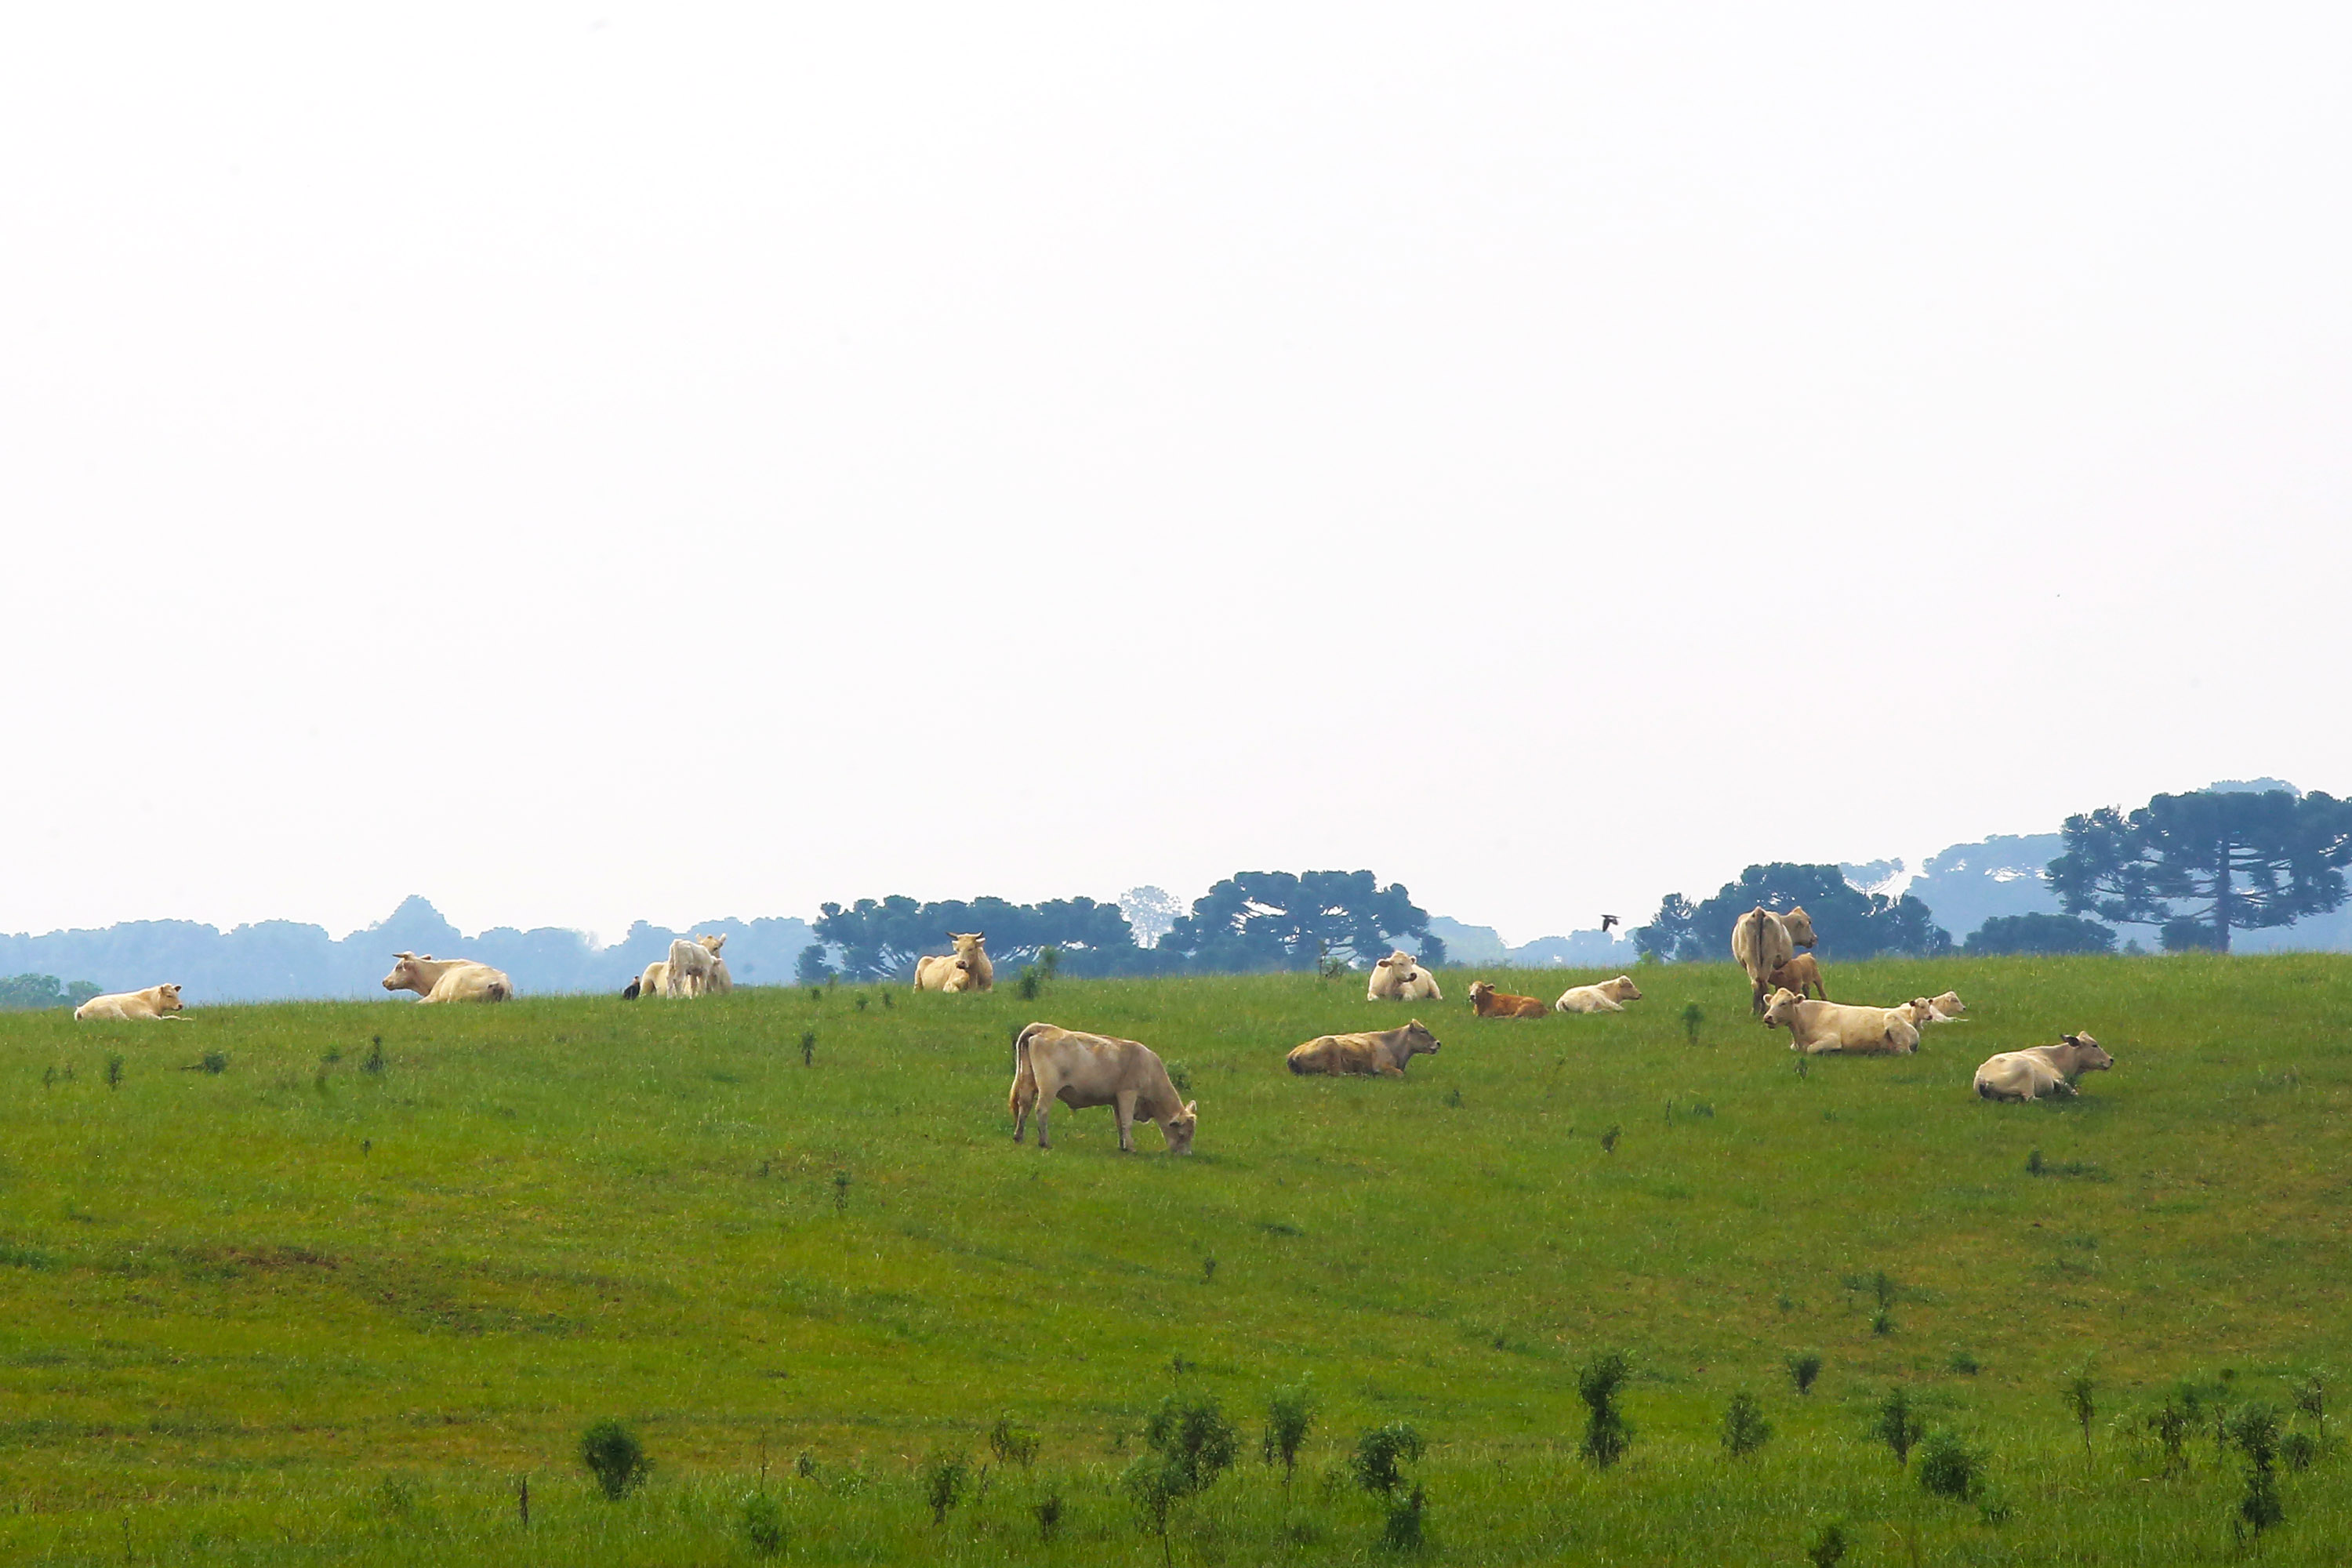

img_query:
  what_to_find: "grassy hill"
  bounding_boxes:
[2,956,2347,1563]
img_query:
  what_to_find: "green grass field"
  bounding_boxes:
[3,955,2347,1564]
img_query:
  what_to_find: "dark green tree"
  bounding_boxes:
[1157,870,1429,971]
[1637,864,1950,962]
[2049,789,2352,953]
[1963,913,2116,956]
[811,895,1141,980]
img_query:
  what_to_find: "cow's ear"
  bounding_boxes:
[1183,1100,1197,1118]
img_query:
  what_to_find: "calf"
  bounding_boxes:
[1287,1019,1442,1077]
[1975,1033,2111,1101]
[1010,1022,1197,1154]
[1766,953,1826,1000]
[1468,981,1548,1018]
[1554,975,1643,1014]
[1927,990,1966,1022]
[1762,987,1918,1055]
[663,933,728,998]
[74,983,187,1022]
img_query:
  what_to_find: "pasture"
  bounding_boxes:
[2,955,2347,1563]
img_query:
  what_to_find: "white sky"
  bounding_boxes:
[3,5,2347,946]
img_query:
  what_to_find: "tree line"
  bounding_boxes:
[1635,786,2352,959]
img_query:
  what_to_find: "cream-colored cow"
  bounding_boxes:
[1975,1033,2111,1101]
[1555,975,1643,1014]
[1927,990,1966,1022]
[915,932,993,993]
[1287,1019,1441,1077]
[74,983,187,1022]
[382,953,514,1004]
[1732,907,1817,1014]
[627,960,670,1000]
[1762,986,1918,1054]
[1009,1022,1196,1154]
[662,934,728,998]
[1367,950,1443,1002]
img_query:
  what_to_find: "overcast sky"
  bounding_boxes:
[4,5,2347,946]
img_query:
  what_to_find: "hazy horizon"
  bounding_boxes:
[5,6,2345,946]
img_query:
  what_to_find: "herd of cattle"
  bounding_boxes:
[63,909,2114,1154]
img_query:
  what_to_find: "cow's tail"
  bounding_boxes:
[1010,1022,1044,1112]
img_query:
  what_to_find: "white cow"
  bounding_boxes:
[1367,949,1443,1002]
[1762,987,1918,1055]
[1927,990,1967,1022]
[662,934,728,998]
[1555,975,1643,1014]
[916,932,994,993]
[1975,1033,2111,1101]
[1732,906,1818,1014]
[382,953,514,1004]
[74,983,187,1022]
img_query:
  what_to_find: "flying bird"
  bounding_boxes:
[1600,915,1621,934]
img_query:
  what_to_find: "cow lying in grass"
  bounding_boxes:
[916,932,993,993]
[1468,982,1547,1019]
[1928,990,1966,1021]
[1287,1020,1441,1077]
[1975,1033,2111,1101]
[1010,1022,1197,1154]
[1762,987,1918,1054]
[1554,975,1642,1014]
[1367,950,1443,1002]
[383,953,514,1004]
[74,983,186,1022]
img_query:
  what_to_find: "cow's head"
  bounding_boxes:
[2060,1033,2112,1073]
[1762,987,1802,1029]
[1932,990,1965,1017]
[1377,949,1414,971]
[1468,981,1494,1005]
[1782,907,1818,948]
[383,953,427,993]
[949,931,985,958]
[1162,1099,1199,1156]
[1401,1019,1441,1056]
[1604,975,1642,1001]
[698,932,728,955]
[154,983,184,1012]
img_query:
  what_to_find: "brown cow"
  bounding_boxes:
[1468,981,1547,1019]
[1766,953,1826,1000]
[1009,1022,1196,1154]
[1287,1019,1442,1077]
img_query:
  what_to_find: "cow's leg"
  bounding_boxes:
[1751,975,1769,1014]
[1011,1080,1032,1143]
[1115,1090,1140,1152]
[1034,1098,1051,1149]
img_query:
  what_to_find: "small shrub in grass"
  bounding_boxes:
[1017,968,1041,1000]
[1870,1308,1894,1336]
[2230,1406,2285,1539]
[988,1411,1039,1471]
[2147,1399,2192,1476]
[1680,1002,1704,1045]
[1381,1484,1428,1552]
[1167,1062,1192,1097]
[1917,1430,1984,1501]
[1351,1422,1424,1497]
[1121,1454,1181,1565]
[1262,1379,1316,1486]
[2292,1370,2327,1439]
[364,1036,386,1076]
[321,1044,342,1064]
[1788,1352,1822,1394]
[1035,1486,1064,1541]
[198,1051,228,1075]
[104,1054,124,1090]
[579,1420,649,1500]
[739,1492,786,1557]
[2062,1369,2096,1458]
[800,1030,815,1066]
[1143,1392,1239,1494]
[1874,1388,1925,1468]
[375,1474,418,1517]
[2282,1430,2318,1471]
[1805,1519,1848,1567]
[1599,1125,1620,1155]
[919,1448,968,1525]
[1721,1392,1772,1457]
[1577,1352,1632,1468]
[1947,1348,1980,1376]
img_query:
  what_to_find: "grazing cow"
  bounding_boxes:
[1468,981,1548,1019]
[1927,990,1966,1022]
[74,983,186,1022]
[1367,950,1443,1003]
[382,953,514,1004]
[1287,1019,1442,1076]
[662,934,728,998]
[1766,953,1827,1000]
[916,931,993,993]
[1762,986,1918,1055]
[1554,975,1644,1014]
[1732,906,1817,1014]
[1975,1033,2111,1102]
[1009,1022,1197,1154]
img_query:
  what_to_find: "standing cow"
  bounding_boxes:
[662,934,728,997]
[1009,1022,1196,1154]
[383,953,514,1004]
[1733,906,1818,1014]
[916,932,993,993]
